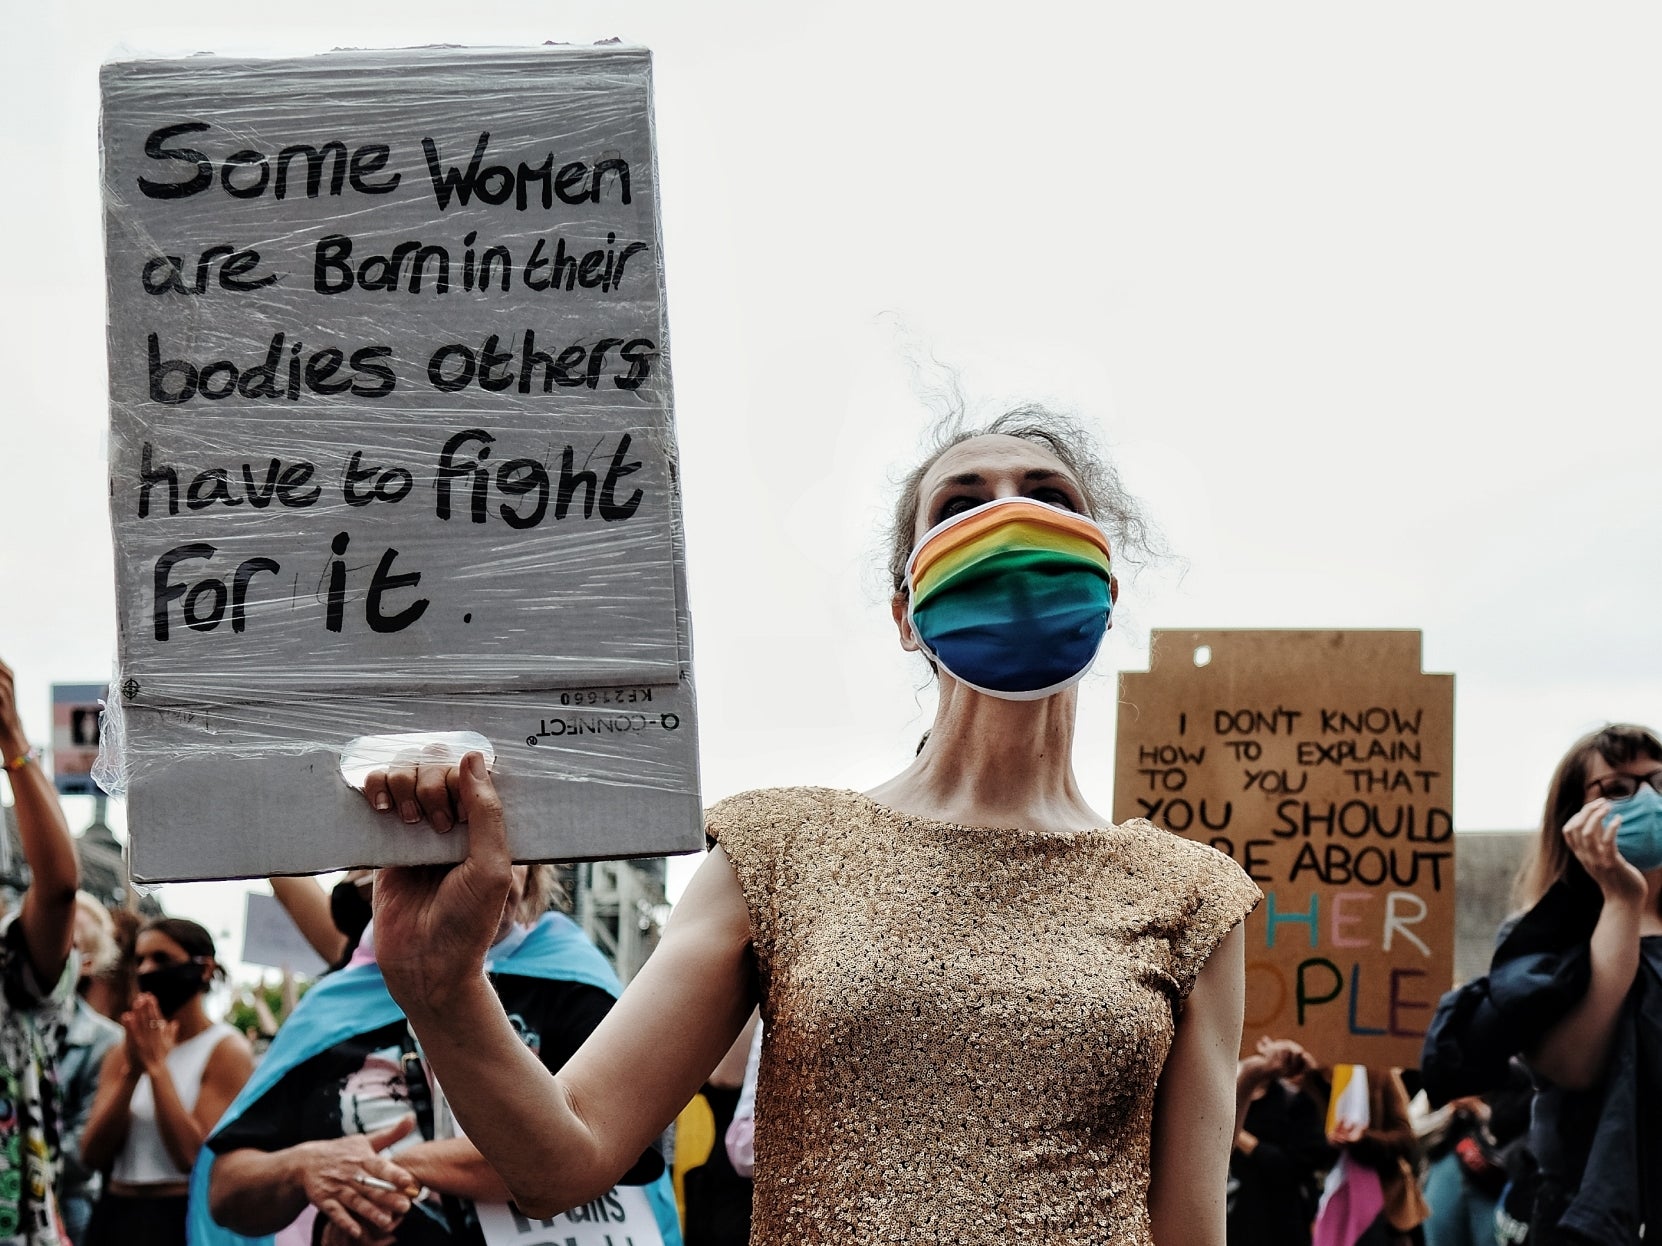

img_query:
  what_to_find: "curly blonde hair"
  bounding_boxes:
[73,893,120,977]
[515,864,567,923]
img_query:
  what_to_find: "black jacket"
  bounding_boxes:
[1228,1082,1335,1246]
[1420,874,1662,1245]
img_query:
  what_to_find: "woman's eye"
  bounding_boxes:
[1030,487,1078,512]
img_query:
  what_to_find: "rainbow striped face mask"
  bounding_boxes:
[904,496,1114,701]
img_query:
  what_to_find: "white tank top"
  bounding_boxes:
[111,1021,237,1184]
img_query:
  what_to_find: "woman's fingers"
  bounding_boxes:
[1562,797,1647,901]
[357,1155,421,1201]
[316,1199,366,1241]
[343,1189,402,1232]
[364,1112,416,1155]
[308,1159,412,1238]
[366,761,467,831]
[1562,799,1607,858]
[446,763,467,823]
[384,766,422,825]
[319,1190,403,1240]
[362,771,393,814]
[1590,812,1618,868]
[455,752,507,874]
[414,763,455,833]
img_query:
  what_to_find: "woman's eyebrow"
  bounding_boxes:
[937,469,1068,487]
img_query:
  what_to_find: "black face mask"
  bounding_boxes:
[136,961,206,1018]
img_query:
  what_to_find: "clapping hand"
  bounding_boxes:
[1256,1036,1316,1082]
[121,994,177,1076]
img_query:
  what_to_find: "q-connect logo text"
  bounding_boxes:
[526,712,679,746]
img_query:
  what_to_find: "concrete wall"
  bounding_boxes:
[1453,830,1534,985]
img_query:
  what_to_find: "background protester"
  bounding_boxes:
[270,873,374,974]
[675,1013,757,1246]
[80,918,253,1246]
[1229,1037,1332,1246]
[359,410,1259,1246]
[1422,724,1662,1244]
[1419,1067,1531,1246]
[82,908,140,1022]
[1316,1068,1428,1246]
[202,866,678,1246]
[722,1019,762,1179]
[1511,725,1662,1244]
[56,895,123,1245]
[0,657,82,1246]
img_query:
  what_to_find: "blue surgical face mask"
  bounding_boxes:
[1604,784,1662,872]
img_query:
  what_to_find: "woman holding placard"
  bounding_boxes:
[360,408,1260,1246]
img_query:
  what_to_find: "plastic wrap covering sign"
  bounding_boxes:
[1115,631,1454,1070]
[100,47,702,882]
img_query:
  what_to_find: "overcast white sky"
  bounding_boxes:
[4,2,1661,973]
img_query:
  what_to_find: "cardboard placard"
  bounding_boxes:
[1115,630,1454,1069]
[240,891,329,976]
[474,1189,669,1246]
[101,47,702,881]
[51,683,108,797]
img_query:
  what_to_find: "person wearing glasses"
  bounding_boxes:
[1503,725,1662,1245]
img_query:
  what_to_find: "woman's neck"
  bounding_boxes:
[865,682,1106,833]
[172,1000,213,1042]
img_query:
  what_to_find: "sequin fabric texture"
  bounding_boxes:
[708,787,1261,1246]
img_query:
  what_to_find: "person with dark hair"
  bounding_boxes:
[1230,1038,1333,1246]
[354,408,1259,1246]
[79,917,253,1246]
[1513,724,1662,1245]
[1422,723,1662,1245]
[0,657,83,1246]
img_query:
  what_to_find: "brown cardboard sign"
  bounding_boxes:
[1115,630,1454,1069]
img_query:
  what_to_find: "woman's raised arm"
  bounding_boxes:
[369,754,757,1218]
[1527,796,1647,1090]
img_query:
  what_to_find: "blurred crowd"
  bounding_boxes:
[1,642,1654,1246]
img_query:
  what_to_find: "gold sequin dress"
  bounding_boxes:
[707,787,1261,1246]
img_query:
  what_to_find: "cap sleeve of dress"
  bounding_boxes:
[704,789,790,990]
[1156,832,1262,1003]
